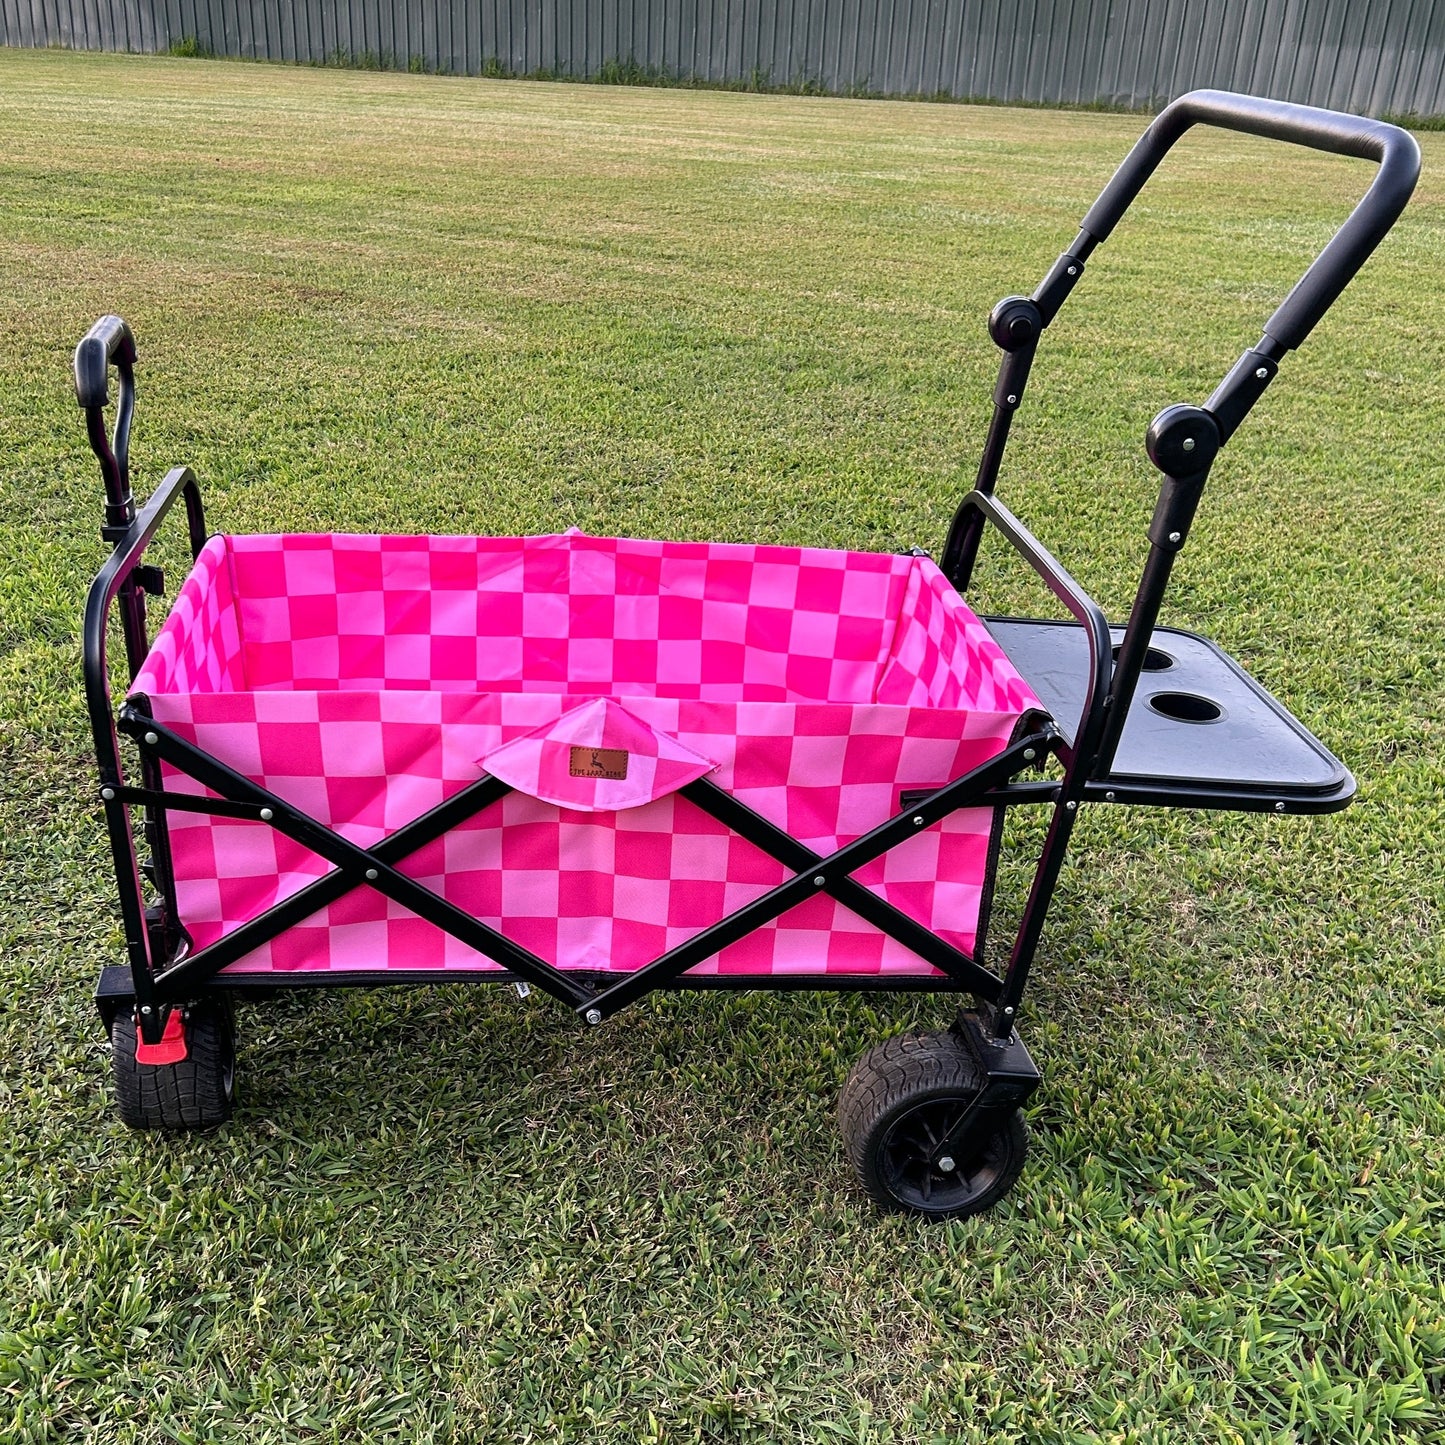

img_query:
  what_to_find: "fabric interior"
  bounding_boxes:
[134,530,1033,713]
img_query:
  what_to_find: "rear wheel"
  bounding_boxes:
[839,1029,1027,1219]
[111,998,236,1130]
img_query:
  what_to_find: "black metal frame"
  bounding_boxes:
[78,92,1419,1165]
[81,418,1066,1054]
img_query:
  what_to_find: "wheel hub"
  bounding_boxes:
[880,1097,1009,1212]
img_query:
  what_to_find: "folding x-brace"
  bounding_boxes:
[113,706,1057,1030]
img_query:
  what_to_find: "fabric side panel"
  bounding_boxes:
[678,700,1018,974]
[562,533,915,703]
[130,535,244,698]
[876,556,1042,714]
[150,691,1019,980]
[213,532,936,705]
[225,533,543,692]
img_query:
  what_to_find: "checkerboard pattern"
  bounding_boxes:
[132,531,1042,979]
[132,536,247,696]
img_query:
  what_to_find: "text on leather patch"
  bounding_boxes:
[569,746,629,780]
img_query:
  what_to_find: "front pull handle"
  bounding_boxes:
[74,314,138,543]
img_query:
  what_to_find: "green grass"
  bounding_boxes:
[1,48,1443,1443]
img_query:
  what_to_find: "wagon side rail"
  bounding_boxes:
[78,313,212,1042]
[83,468,210,1036]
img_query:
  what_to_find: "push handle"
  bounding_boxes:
[1077,90,1420,353]
[74,314,138,540]
[1085,95,1418,777]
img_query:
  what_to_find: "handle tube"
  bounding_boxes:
[1079,90,1420,352]
[74,314,138,538]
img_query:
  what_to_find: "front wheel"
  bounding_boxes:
[838,1029,1027,1219]
[111,997,236,1130]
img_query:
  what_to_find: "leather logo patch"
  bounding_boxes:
[569,746,629,780]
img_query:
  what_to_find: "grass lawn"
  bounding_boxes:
[1,48,1443,1444]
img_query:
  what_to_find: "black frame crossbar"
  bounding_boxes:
[119,770,518,991]
[583,731,1051,1018]
[679,779,1003,996]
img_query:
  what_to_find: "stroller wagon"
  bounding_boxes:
[80,92,1419,1218]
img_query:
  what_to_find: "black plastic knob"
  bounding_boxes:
[1146,404,1220,476]
[988,296,1041,352]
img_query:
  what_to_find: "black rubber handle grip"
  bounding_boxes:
[74,315,139,534]
[1080,89,1420,350]
[74,314,137,409]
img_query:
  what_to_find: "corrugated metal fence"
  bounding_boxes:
[5,0,1444,116]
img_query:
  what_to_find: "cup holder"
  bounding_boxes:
[1147,691,1223,723]
[1113,644,1175,672]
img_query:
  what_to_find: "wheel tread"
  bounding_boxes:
[112,1001,235,1131]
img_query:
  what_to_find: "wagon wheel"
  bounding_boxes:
[839,1029,1027,1219]
[111,997,236,1131]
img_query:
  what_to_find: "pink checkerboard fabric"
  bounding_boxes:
[132,531,1042,979]
[132,536,247,696]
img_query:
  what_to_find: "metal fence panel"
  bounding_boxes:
[3,0,1443,115]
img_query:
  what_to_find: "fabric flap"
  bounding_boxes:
[480,697,719,811]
